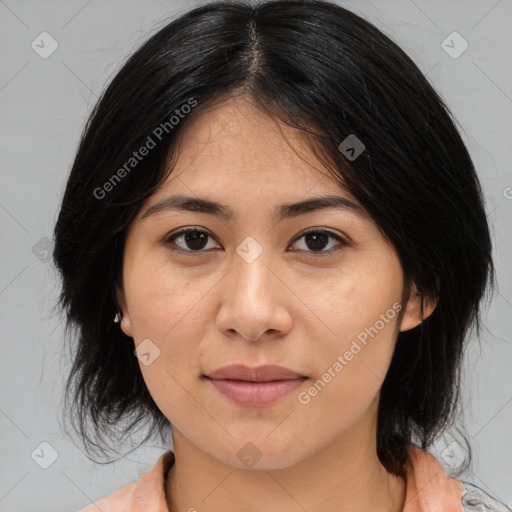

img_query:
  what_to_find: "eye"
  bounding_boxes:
[288,229,347,256]
[164,228,220,254]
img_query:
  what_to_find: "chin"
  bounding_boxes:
[218,435,307,471]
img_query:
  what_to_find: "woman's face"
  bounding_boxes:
[117,96,428,470]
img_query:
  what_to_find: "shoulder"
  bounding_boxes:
[404,445,509,512]
[460,481,511,512]
[77,451,175,512]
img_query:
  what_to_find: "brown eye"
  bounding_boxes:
[289,230,347,256]
[164,228,219,253]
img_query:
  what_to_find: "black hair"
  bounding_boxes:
[52,0,494,479]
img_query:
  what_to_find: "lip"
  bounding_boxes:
[204,364,308,407]
[206,364,306,381]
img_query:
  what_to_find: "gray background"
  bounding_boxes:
[0,0,511,510]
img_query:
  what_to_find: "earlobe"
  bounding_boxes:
[115,286,133,337]
[399,284,438,332]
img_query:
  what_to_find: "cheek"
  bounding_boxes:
[125,254,216,341]
[298,255,402,411]
[297,302,400,435]
[128,271,212,426]
[124,256,216,398]
[306,252,402,348]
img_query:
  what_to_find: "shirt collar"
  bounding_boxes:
[133,445,464,512]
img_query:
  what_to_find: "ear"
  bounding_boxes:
[399,283,438,332]
[115,286,133,337]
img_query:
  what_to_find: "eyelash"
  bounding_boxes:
[163,227,348,257]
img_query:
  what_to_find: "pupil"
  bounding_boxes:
[186,230,208,250]
[306,232,328,251]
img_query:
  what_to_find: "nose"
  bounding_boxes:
[216,252,292,342]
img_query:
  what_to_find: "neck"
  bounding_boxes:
[165,409,406,512]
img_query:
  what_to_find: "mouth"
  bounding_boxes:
[203,364,308,407]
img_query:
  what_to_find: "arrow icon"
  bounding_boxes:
[32,236,53,262]
[31,441,59,468]
[338,134,365,161]
[441,32,468,59]
[31,32,59,59]
[236,237,263,263]
[135,339,161,366]
[236,441,262,467]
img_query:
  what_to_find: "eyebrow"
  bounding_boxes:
[140,194,367,222]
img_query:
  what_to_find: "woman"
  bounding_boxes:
[52,1,510,510]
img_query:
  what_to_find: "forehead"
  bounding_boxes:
[162,95,339,192]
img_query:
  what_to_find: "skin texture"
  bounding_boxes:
[116,95,436,512]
